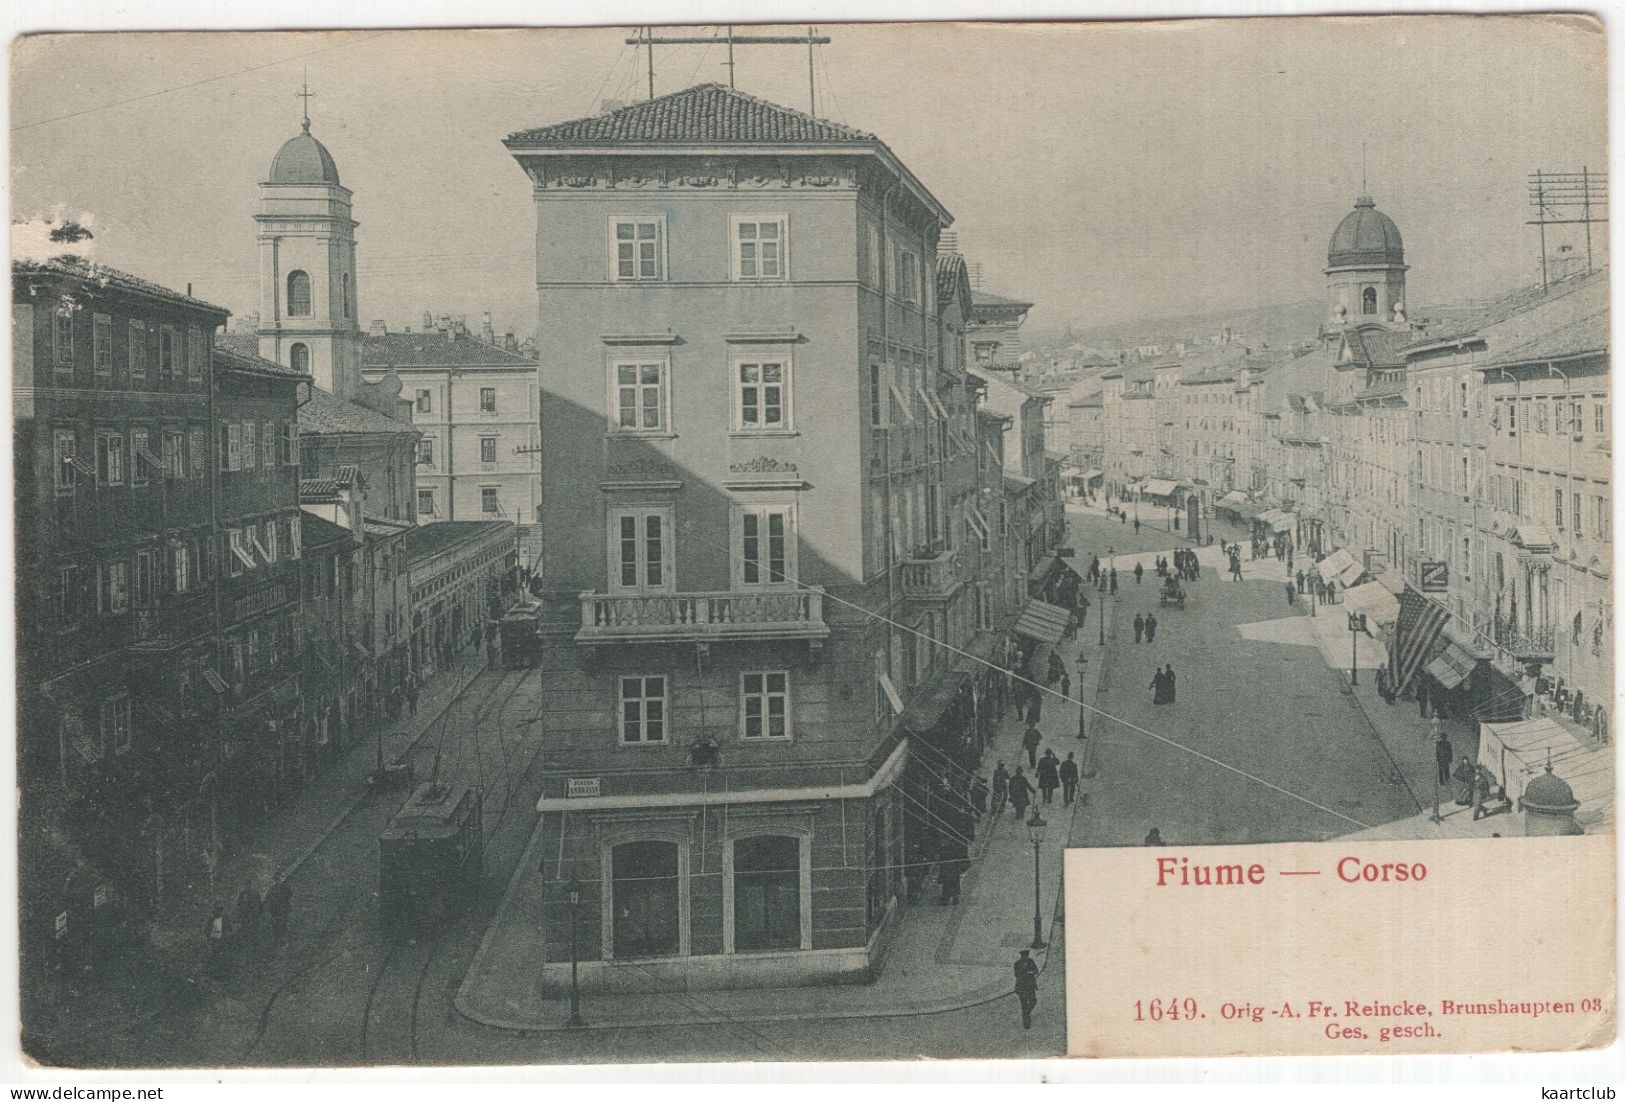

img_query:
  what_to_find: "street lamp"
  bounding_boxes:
[1347,612,1367,686]
[1026,811,1048,949]
[565,877,584,1027]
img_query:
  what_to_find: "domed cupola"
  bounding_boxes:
[1328,195,1405,269]
[267,119,342,186]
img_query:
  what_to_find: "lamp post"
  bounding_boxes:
[1347,612,1367,686]
[1027,811,1048,949]
[565,877,583,1027]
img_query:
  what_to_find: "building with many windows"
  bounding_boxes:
[505,83,1013,991]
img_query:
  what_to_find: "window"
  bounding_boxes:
[96,430,125,486]
[280,422,297,466]
[610,840,679,958]
[611,218,664,281]
[740,671,791,740]
[130,428,151,486]
[261,421,274,469]
[98,560,129,615]
[417,439,435,467]
[1362,287,1377,315]
[480,387,497,412]
[53,429,78,493]
[52,307,74,367]
[732,835,801,951]
[340,273,351,318]
[99,696,132,756]
[1595,403,1607,436]
[896,248,920,304]
[289,343,309,376]
[159,326,177,377]
[415,389,432,414]
[133,549,157,608]
[610,508,671,592]
[735,504,794,588]
[1573,492,1583,537]
[57,565,81,626]
[287,270,312,316]
[189,426,207,479]
[242,422,256,472]
[227,529,253,575]
[418,489,436,516]
[1595,495,1609,536]
[618,676,667,744]
[480,436,497,463]
[734,359,790,430]
[92,315,112,375]
[869,362,889,428]
[481,487,499,514]
[1555,488,1564,528]
[289,513,301,559]
[162,430,184,480]
[1571,401,1583,437]
[128,321,146,379]
[867,224,882,287]
[731,215,787,280]
[188,329,205,381]
[610,360,667,432]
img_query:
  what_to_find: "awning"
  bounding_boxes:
[1004,473,1037,492]
[1255,509,1283,526]
[1219,490,1249,507]
[1478,717,1613,831]
[1316,547,1359,579]
[1269,511,1297,532]
[1343,580,1401,627]
[1142,479,1180,497]
[899,664,973,734]
[1012,598,1071,645]
[1424,636,1479,690]
[1080,468,1103,482]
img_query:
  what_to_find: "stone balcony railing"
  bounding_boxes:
[577,587,829,645]
[899,548,964,601]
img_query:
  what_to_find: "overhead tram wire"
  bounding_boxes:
[815,40,848,125]
[585,39,634,116]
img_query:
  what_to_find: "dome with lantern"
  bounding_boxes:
[1327,195,1404,269]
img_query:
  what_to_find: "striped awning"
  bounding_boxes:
[1012,598,1071,645]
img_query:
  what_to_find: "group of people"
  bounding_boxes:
[1131,613,1159,644]
[205,880,293,978]
[1161,549,1200,582]
[1149,663,1178,706]
[1292,569,1343,605]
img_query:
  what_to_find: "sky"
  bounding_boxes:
[10,17,1609,338]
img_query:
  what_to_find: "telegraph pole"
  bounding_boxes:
[626,26,832,111]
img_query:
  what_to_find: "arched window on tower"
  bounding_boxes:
[289,343,309,376]
[341,273,352,319]
[287,270,312,317]
[1361,287,1378,316]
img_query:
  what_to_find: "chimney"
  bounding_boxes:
[452,316,467,339]
[437,314,452,335]
[481,310,495,345]
[504,330,518,353]
[939,230,959,255]
[369,319,388,337]
[423,311,434,331]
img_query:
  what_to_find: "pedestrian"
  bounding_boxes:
[1133,517,1140,533]
[1109,568,1118,594]
[971,775,990,816]
[1047,652,1065,685]
[205,905,229,978]
[1285,580,1296,606]
[1144,613,1157,643]
[938,842,966,905]
[1077,593,1090,628]
[406,682,419,717]
[1144,827,1163,845]
[1037,749,1060,805]
[1064,610,1078,641]
[1133,613,1145,644]
[1150,667,1169,706]
[1022,722,1042,769]
[1060,671,1072,701]
[1060,752,1080,806]
[1296,570,1305,594]
[1434,731,1453,788]
[1451,756,1477,806]
[1429,712,1444,745]
[265,881,292,945]
[991,762,1010,819]
[1134,562,1144,585]
[1014,949,1040,1029]
[1008,768,1034,820]
[1120,513,1126,526]
[1164,664,1176,703]
[1026,692,1043,725]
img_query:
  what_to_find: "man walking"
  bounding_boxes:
[1144,613,1157,644]
[1296,570,1306,594]
[1014,949,1040,1029]
[991,762,1010,819]
[1133,613,1145,644]
[1164,664,1177,703]
[1060,752,1080,806]
[1037,749,1060,805]
[1134,561,1144,585]
[406,681,420,718]
[1008,767,1034,821]
[1022,722,1042,769]
[1434,731,1454,788]
[1285,580,1296,606]
[1060,671,1072,701]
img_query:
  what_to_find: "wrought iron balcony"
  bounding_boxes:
[899,548,964,601]
[576,588,829,645]
[1495,624,1557,661]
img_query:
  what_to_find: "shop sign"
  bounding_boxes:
[566,777,601,798]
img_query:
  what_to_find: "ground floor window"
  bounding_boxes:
[611,840,679,958]
[733,835,800,951]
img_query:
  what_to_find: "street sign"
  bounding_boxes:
[1420,561,1449,592]
[566,778,601,799]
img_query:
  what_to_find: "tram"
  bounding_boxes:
[497,600,544,670]
[378,781,484,939]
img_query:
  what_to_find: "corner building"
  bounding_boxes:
[506,85,962,992]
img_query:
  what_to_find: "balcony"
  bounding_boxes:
[899,548,964,601]
[576,588,829,646]
[1495,624,1557,662]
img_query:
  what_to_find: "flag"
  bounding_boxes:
[1391,583,1449,695]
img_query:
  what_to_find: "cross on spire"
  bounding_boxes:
[295,69,315,132]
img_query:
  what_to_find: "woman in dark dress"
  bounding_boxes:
[1149,667,1169,706]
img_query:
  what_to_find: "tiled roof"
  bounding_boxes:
[215,331,258,359]
[300,386,417,438]
[971,289,1034,311]
[404,520,513,565]
[936,253,970,307]
[214,343,310,381]
[1417,268,1608,346]
[14,257,228,314]
[1486,309,1608,368]
[362,331,533,369]
[300,478,341,503]
[299,511,352,550]
[1354,379,1407,401]
[506,83,876,146]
